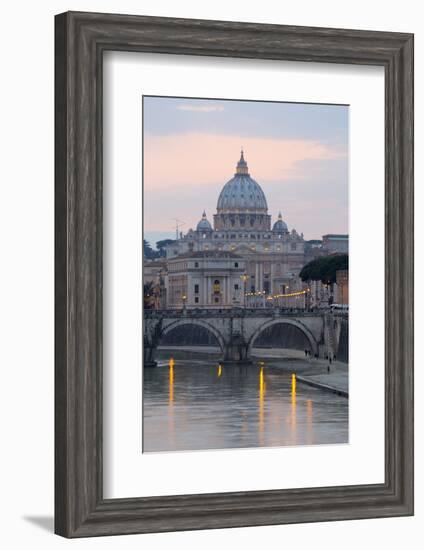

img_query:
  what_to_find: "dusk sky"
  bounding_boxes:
[143,96,348,246]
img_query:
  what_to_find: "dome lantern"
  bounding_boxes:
[236,149,249,175]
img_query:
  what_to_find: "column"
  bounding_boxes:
[207,277,211,305]
[226,276,230,306]
[203,276,207,307]
[259,263,263,292]
[270,262,274,295]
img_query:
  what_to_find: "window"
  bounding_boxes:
[194,284,199,294]
[234,262,238,268]
[214,297,219,303]
[291,243,297,251]
[194,262,199,268]
[195,297,199,303]
[213,279,220,294]
[234,284,239,290]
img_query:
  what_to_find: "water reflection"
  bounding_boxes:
[306,398,313,445]
[143,355,348,453]
[258,366,266,444]
[168,357,174,405]
[290,373,297,445]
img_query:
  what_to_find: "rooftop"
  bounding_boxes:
[322,234,349,240]
[168,250,243,260]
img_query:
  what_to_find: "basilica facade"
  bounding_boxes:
[163,151,307,309]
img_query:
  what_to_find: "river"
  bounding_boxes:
[143,350,348,453]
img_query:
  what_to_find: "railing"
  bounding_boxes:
[144,307,326,319]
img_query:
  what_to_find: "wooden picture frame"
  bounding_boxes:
[55,11,414,537]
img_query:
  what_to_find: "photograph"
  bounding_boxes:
[142,96,349,453]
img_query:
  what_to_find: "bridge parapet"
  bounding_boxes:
[144,308,325,320]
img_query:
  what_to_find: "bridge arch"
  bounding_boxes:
[159,319,226,354]
[248,318,319,356]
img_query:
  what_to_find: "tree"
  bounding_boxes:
[144,281,154,309]
[156,239,174,257]
[300,254,348,285]
[143,239,159,260]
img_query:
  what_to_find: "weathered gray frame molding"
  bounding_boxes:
[55,11,414,538]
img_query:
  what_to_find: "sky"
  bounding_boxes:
[143,96,348,246]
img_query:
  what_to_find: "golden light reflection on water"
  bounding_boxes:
[168,357,175,446]
[259,366,266,443]
[217,364,222,377]
[168,357,174,405]
[290,373,297,443]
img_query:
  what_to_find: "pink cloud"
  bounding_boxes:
[144,132,344,191]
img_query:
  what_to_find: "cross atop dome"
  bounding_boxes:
[236,149,249,175]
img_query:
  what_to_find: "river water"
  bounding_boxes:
[143,352,348,453]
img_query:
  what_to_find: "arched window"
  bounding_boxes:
[213,280,221,294]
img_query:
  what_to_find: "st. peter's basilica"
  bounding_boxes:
[147,151,321,309]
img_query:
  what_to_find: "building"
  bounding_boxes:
[143,259,167,309]
[166,251,246,308]
[163,151,307,308]
[322,234,349,254]
[335,269,349,305]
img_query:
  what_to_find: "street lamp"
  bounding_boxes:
[182,294,187,311]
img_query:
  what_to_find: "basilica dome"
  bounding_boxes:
[196,211,212,231]
[272,212,289,233]
[216,151,268,213]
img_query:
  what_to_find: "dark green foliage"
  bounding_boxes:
[300,254,348,284]
[144,238,174,259]
[143,239,160,260]
[156,239,174,257]
[144,281,154,309]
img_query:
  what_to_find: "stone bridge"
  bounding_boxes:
[144,308,347,366]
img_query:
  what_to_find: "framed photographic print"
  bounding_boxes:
[55,11,414,537]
